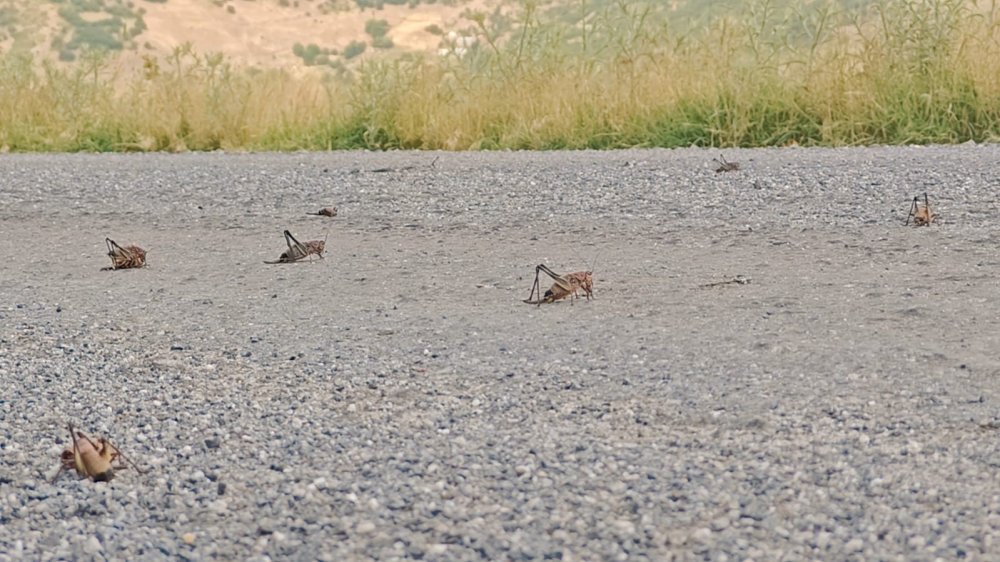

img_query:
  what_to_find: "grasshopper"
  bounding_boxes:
[102,238,147,270]
[51,423,145,483]
[307,207,338,217]
[264,230,326,264]
[713,155,740,173]
[523,264,593,306]
[905,193,936,226]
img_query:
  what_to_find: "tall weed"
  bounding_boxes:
[1,0,999,151]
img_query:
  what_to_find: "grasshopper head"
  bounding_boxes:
[93,438,119,481]
[91,468,115,482]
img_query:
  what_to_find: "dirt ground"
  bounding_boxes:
[1,147,1000,560]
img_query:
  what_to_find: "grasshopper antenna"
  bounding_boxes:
[905,196,917,226]
[114,444,148,474]
[103,428,147,475]
[588,250,602,275]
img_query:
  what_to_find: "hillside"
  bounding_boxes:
[0,0,867,70]
[0,0,490,69]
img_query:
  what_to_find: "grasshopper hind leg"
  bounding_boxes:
[523,265,544,305]
[905,197,918,226]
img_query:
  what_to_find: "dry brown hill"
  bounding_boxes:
[0,0,488,70]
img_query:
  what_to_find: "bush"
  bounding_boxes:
[372,36,393,49]
[343,40,366,59]
[129,17,147,38]
[365,19,390,39]
[303,43,321,64]
[68,24,125,51]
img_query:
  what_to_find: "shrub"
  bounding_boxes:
[303,43,321,64]
[343,40,366,59]
[365,19,390,39]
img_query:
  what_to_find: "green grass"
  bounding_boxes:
[2,0,1000,151]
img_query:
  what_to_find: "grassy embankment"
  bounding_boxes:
[1,0,999,151]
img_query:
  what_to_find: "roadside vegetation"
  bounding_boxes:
[2,0,1000,151]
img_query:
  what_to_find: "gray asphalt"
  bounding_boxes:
[1,146,999,561]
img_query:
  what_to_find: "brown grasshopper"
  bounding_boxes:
[700,275,752,288]
[905,193,936,226]
[523,264,594,306]
[102,238,147,270]
[51,423,145,483]
[713,155,740,173]
[307,207,338,217]
[264,230,326,264]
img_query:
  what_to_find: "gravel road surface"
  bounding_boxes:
[1,146,999,561]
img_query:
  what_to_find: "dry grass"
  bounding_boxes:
[2,0,1000,152]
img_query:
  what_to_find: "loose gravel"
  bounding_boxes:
[1,146,1000,561]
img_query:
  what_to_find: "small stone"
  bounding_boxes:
[204,438,220,449]
[356,521,376,534]
[710,516,729,531]
[691,528,712,542]
[182,533,196,545]
[84,536,102,554]
[258,518,276,535]
[613,520,635,534]
[816,532,831,549]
